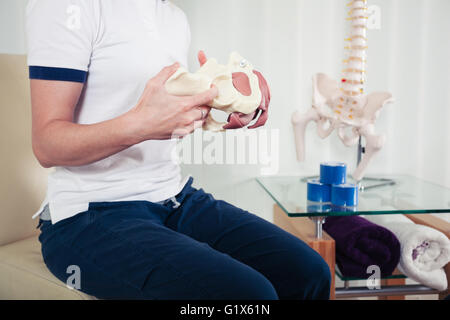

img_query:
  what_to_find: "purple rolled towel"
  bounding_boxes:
[323,216,401,278]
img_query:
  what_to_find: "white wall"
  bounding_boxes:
[1,0,449,222]
[0,0,28,54]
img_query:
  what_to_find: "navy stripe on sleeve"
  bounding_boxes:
[29,66,87,83]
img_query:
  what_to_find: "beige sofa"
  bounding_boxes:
[0,54,94,300]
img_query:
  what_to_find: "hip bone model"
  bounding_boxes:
[292,0,394,181]
[165,52,270,132]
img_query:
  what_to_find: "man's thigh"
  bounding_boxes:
[167,188,331,299]
[166,188,311,257]
[40,202,274,299]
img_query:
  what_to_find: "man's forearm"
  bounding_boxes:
[34,111,142,168]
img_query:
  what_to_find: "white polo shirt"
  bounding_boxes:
[26,0,191,224]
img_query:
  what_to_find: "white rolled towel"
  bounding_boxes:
[363,213,450,291]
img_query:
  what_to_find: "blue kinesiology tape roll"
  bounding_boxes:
[307,179,331,202]
[331,183,358,207]
[320,162,347,185]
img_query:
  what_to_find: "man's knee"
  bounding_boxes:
[312,257,332,299]
[284,248,332,300]
[240,271,279,300]
[301,253,332,300]
[215,267,279,300]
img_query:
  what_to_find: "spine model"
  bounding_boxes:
[341,0,368,97]
[291,0,394,181]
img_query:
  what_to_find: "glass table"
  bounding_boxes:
[257,174,450,237]
[256,175,450,299]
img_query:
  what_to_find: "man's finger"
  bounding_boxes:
[172,120,204,139]
[187,106,211,122]
[154,62,180,85]
[192,119,205,130]
[186,86,218,109]
[198,105,211,119]
[198,50,207,67]
[185,120,205,131]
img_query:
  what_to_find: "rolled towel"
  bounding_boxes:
[323,216,401,279]
[363,213,450,291]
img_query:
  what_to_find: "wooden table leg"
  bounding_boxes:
[273,204,336,300]
[379,269,405,300]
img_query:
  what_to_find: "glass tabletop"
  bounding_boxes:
[256,175,450,217]
[335,267,407,282]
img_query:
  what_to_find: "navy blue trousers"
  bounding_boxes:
[38,178,331,300]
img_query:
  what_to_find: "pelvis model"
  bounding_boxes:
[292,0,394,181]
[165,52,270,132]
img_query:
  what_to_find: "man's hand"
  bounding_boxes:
[129,62,218,141]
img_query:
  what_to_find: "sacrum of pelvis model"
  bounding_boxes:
[292,0,394,181]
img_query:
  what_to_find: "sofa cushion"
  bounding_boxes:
[0,235,95,300]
